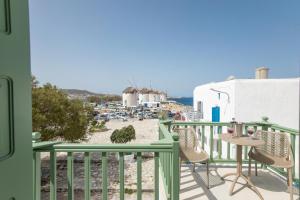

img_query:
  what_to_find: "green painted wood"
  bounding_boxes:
[102,152,108,200]
[201,126,205,148]
[137,152,142,200]
[244,125,248,160]
[67,152,74,200]
[290,134,296,178]
[227,141,230,160]
[217,126,222,159]
[209,126,213,161]
[84,152,90,200]
[171,121,231,126]
[33,152,41,200]
[0,0,33,199]
[171,134,180,200]
[119,152,125,200]
[154,152,159,200]
[50,151,57,200]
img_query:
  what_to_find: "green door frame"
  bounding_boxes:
[0,0,33,199]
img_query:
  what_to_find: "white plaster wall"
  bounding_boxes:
[234,78,299,129]
[193,80,236,122]
[160,94,167,102]
[122,93,138,107]
[138,93,149,104]
[149,93,156,102]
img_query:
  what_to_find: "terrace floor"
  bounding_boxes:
[178,164,299,200]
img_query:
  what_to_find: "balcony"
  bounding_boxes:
[32,119,299,200]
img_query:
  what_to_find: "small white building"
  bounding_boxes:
[193,77,299,129]
[159,92,167,102]
[138,88,150,105]
[122,87,138,107]
[193,68,299,178]
[148,90,157,102]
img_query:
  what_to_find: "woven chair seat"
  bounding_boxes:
[248,150,293,168]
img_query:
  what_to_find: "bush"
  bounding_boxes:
[32,77,90,142]
[110,125,136,143]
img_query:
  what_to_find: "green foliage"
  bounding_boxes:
[110,125,136,143]
[87,95,121,104]
[125,188,135,194]
[89,120,107,132]
[87,96,101,103]
[32,77,90,141]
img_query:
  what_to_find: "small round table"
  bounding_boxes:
[221,133,265,200]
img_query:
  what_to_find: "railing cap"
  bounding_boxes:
[32,132,41,142]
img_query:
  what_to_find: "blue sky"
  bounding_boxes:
[29,0,300,97]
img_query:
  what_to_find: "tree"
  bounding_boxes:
[87,95,101,104]
[32,77,90,141]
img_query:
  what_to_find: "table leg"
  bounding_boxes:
[222,145,264,200]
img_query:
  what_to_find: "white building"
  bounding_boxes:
[159,92,167,102]
[193,68,299,178]
[122,87,138,107]
[193,77,299,129]
[138,88,150,105]
[148,90,157,102]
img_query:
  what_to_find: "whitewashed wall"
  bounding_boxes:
[138,93,149,104]
[122,93,138,107]
[234,79,299,129]
[194,78,300,178]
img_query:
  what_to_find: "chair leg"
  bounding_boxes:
[255,161,258,176]
[248,157,252,176]
[206,161,210,189]
[288,168,293,200]
[179,159,182,180]
[193,163,196,172]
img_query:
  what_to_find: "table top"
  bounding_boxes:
[221,133,265,146]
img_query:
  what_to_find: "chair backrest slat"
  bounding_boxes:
[255,130,290,158]
[173,128,198,151]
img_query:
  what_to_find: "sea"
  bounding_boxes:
[168,97,193,106]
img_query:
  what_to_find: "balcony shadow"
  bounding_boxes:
[180,164,225,200]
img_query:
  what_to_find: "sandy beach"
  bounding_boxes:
[85,118,159,144]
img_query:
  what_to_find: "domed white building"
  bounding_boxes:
[122,87,138,107]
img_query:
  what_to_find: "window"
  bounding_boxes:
[197,101,203,113]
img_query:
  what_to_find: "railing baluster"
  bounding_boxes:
[227,141,231,160]
[119,152,125,200]
[102,152,108,200]
[154,152,159,200]
[172,134,180,200]
[244,125,248,160]
[33,151,41,200]
[67,152,74,200]
[201,125,205,148]
[137,152,142,200]
[290,134,296,179]
[210,126,213,160]
[166,153,172,197]
[50,151,57,200]
[218,126,222,159]
[84,152,91,200]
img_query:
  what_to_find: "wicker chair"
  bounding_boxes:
[248,130,294,200]
[173,128,210,188]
